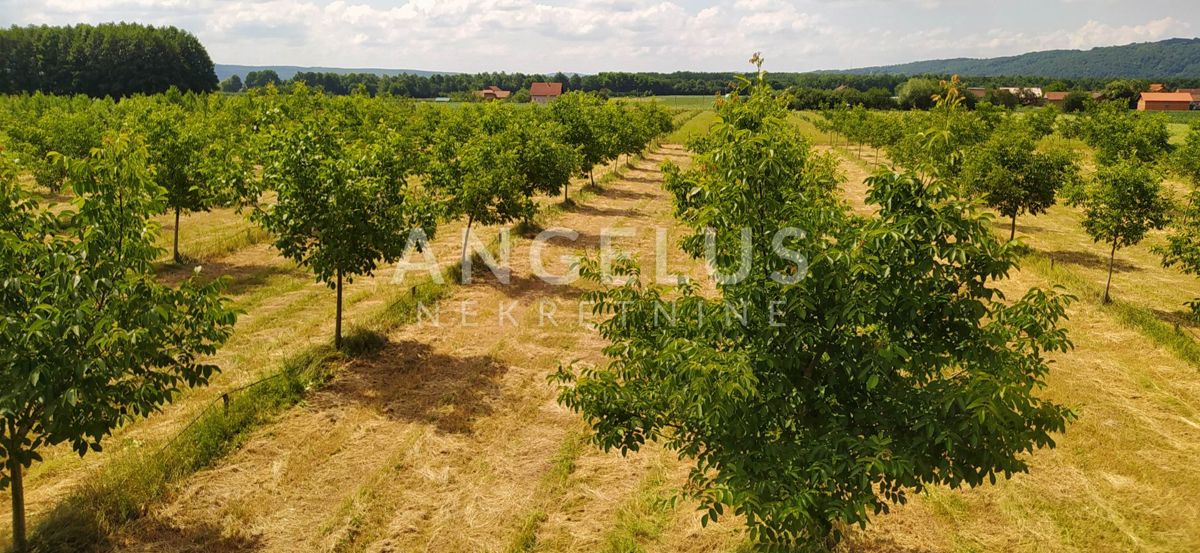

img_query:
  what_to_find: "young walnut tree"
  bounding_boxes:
[556,62,1074,548]
[0,136,236,551]
[1157,120,1200,316]
[962,120,1079,240]
[1070,159,1171,303]
[257,115,437,349]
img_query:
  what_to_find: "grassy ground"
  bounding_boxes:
[815,125,1200,552]
[626,96,718,110]
[102,145,721,552]
[1157,111,1200,125]
[1169,123,1190,145]
[154,207,271,264]
[665,110,719,144]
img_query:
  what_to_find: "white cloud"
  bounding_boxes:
[1,0,1196,72]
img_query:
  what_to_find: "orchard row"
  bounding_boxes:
[816,81,1200,306]
[555,70,1199,547]
[0,85,674,551]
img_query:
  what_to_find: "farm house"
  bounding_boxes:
[530,81,563,103]
[1137,91,1194,111]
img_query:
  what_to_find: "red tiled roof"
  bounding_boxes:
[1140,92,1193,102]
[530,82,563,97]
[1044,92,1070,101]
[475,86,512,99]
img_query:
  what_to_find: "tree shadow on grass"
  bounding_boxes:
[112,517,263,553]
[158,259,305,296]
[619,174,665,186]
[1044,249,1142,273]
[1151,307,1200,330]
[489,272,588,303]
[315,339,508,435]
[567,202,642,218]
[990,220,1046,235]
[839,534,941,553]
[31,503,264,553]
[601,186,658,200]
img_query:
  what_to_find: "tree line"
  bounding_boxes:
[0,23,218,97]
[222,68,1200,115]
[0,86,673,551]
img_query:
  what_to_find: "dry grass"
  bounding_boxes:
[3,149,652,549]
[99,146,714,552]
[818,146,1200,553]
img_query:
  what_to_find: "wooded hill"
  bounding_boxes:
[834,37,1200,78]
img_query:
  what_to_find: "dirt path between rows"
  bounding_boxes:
[109,145,717,552]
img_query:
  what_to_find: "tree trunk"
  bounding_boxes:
[460,215,474,277]
[589,169,595,188]
[335,269,343,349]
[563,183,569,204]
[1104,240,1117,304]
[173,206,182,264]
[9,455,25,553]
[1009,214,1018,241]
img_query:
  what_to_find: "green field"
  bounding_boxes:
[627,95,718,109]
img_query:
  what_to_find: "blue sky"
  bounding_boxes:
[1,0,1196,73]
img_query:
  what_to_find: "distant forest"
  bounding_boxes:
[837,38,1200,79]
[0,23,218,97]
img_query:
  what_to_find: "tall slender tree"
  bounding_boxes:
[1071,159,1172,303]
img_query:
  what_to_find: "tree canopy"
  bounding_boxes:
[0,24,218,97]
[255,106,438,348]
[556,66,1074,547]
[962,120,1079,239]
[1070,159,1172,303]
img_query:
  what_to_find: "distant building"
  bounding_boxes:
[971,86,1043,105]
[999,87,1043,101]
[1179,88,1200,108]
[1137,92,1193,111]
[1044,91,1070,108]
[1148,83,1167,93]
[434,97,450,103]
[530,82,564,104]
[474,85,511,101]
